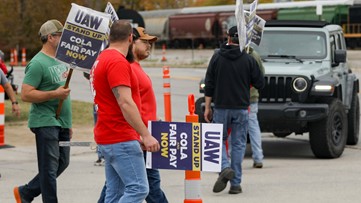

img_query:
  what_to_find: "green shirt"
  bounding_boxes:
[23,52,72,128]
[249,47,265,103]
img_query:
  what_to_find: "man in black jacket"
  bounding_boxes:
[204,26,264,194]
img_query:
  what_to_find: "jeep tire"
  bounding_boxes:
[195,97,206,123]
[309,99,347,158]
[347,87,360,145]
[273,132,292,138]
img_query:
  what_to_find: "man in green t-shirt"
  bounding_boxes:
[13,19,72,203]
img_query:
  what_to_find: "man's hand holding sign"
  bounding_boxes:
[55,3,111,118]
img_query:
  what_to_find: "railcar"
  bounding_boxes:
[139,9,181,45]
[139,0,361,48]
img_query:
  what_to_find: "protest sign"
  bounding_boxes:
[235,0,247,52]
[55,3,111,72]
[105,2,119,23]
[146,121,223,172]
[100,2,119,50]
[245,0,258,47]
[251,15,266,46]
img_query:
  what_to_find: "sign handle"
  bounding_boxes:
[56,68,73,119]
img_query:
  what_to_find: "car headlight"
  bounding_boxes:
[314,84,334,92]
[292,77,308,92]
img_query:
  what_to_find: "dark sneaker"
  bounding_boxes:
[213,167,235,193]
[13,186,29,203]
[253,162,263,168]
[229,185,242,194]
[94,159,104,166]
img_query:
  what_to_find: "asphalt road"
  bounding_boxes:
[2,49,361,202]
[11,63,207,122]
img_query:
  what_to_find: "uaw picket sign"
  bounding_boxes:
[146,121,223,172]
[99,2,119,51]
[105,2,119,23]
[250,15,265,46]
[55,3,111,72]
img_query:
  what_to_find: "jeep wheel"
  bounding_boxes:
[347,87,360,145]
[273,132,291,137]
[309,99,347,158]
[195,97,206,123]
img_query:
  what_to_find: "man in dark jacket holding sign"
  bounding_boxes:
[204,26,264,194]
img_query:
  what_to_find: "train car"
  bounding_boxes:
[277,5,348,25]
[139,9,181,45]
[139,0,360,49]
[343,0,361,48]
[166,5,235,48]
[276,4,361,48]
[168,12,222,48]
[167,5,277,48]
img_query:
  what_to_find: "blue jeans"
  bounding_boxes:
[97,152,168,203]
[99,140,149,203]
[248,102,264,163]
[96,146,103,160]
[213,108,248,187]
[19,127,70,203]
[98,183,106,203]
[144,151,168,203]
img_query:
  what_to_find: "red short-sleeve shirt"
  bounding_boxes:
[131,61,157,127]
[90,49,141,144]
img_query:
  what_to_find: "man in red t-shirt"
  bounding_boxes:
[90,20,159,203]
[131,27,169,203]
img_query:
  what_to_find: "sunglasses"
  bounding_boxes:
[51,33,62,37]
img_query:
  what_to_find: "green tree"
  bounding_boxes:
[0,0,106,60]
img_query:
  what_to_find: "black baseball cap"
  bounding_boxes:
[227,26,238,37]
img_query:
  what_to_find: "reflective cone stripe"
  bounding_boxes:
[0,86,5,146]
[185,179,202,202]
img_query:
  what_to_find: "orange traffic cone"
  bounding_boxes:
[161,44,167,62]
[21,48,27,66]
[10,49,15,66]
[13,49,18,66]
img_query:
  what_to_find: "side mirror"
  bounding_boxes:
[334,50,346,63]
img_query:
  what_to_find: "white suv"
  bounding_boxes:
[253,20,359,158]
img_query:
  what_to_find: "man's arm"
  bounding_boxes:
[4,82,17,103]
[21,83,70,103]
[4,82,20,117]
[204,96,213,123]
[112,85,160,152]
[203,54,217,123]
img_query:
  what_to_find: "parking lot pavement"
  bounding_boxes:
[2,49,361,202]
[1,134,361,203]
